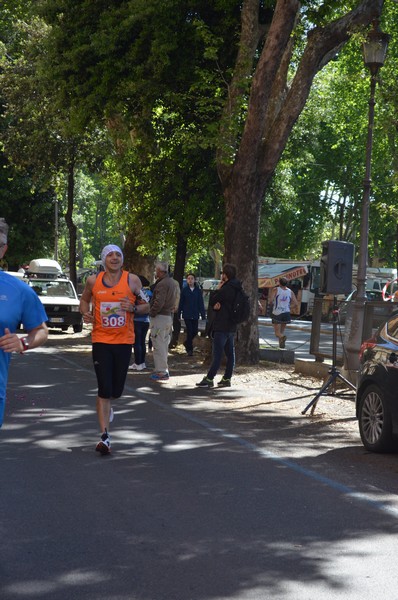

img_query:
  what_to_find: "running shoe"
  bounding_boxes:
[96,431,111,455]
[196,377,214,388]
[136,363,147,371]
[217,377,231,387]
[129,363,139,370]
[150,372,170,381]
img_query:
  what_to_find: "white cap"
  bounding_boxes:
[101,244,124,266]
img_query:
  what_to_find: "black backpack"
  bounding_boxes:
[231,286,250,324]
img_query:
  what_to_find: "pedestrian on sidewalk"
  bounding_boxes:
[270,277,298,348]
[149,261,178,381]
[196,263,241,389]
[0,218,48,428]
[79,244,149,454]
[178,273,206,356]
[129,275,152,371]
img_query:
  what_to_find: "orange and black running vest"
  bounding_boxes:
[92,270,136,344]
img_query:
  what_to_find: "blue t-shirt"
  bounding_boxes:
[0,272,47,425]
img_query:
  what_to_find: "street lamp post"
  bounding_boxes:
[344,19,389,381]
[54,197,59,261]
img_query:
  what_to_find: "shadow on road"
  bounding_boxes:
[1,332,397,600]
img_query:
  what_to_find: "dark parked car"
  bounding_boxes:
[357,310,398,452]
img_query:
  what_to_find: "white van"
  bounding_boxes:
[26,259,83,333]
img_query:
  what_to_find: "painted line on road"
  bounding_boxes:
[55,352,398,521]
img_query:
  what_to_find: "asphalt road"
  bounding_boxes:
[1,337,398,600]
[258,317,337,361]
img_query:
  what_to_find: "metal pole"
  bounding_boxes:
[344,68,378,379]
[54,197,59,261]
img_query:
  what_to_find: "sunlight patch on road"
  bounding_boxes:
[17,383,56,389]
[163,439,219,452]
[4,568,108,596]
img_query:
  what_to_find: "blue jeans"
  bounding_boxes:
[133,320,149,365]
[207,331,235,380]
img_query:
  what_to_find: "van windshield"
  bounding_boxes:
[29,280,76,298]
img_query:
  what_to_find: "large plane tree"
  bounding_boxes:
[5,0,387,362]
[217,0,386,362]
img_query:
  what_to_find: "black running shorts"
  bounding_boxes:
[271,312,291,325]
[92,343,132,399]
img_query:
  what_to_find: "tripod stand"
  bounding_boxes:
[302,295,355,415]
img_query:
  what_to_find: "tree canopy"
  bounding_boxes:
[1,0,398,363]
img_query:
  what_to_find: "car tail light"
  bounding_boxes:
[359,338,377,361]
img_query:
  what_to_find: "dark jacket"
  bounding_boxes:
[179,284,206,321]
[209,278,242,333]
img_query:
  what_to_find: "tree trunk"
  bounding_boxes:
[65,160,77,288]
[123,227,156,282]
[218,0,385,364]
[223,172,264,364]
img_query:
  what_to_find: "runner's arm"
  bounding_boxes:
[0,323,48,354]
[79,275,95,323]
[128,273,150,315]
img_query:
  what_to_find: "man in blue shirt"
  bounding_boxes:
[0,219,48,427]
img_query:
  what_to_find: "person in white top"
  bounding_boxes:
[270,277,299,349]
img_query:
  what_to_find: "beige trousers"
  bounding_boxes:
[150,314,173,374]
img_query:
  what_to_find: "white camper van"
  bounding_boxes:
[26,259,83,333]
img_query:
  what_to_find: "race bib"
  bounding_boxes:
[100,302,126,328]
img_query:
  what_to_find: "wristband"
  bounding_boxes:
[20,337,29,353]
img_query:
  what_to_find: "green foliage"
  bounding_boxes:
[54,170,120,267]
[0,1,35,41]
[2,0,398,277]
[106,105,225,261]
[0,155,55,269]
[39,0,240,131]
[260,1,398,268]
[26,0,236,272]
[302,1,359,26]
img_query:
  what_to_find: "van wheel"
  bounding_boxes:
[73,323,83,333]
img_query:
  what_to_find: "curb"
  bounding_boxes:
[294,358,331,379]
[259,348,295,364]
[259,349,331,378]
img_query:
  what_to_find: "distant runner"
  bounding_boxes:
[80,244,149,454]
[270,277,298,348]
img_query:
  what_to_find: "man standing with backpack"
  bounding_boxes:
[196,263,246,388]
